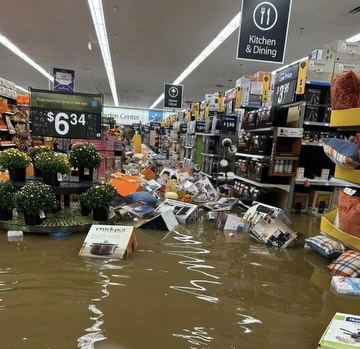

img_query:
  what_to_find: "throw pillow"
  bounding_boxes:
[338,191,360,238]
[305,235,348,259]
[322,138,360,169]
[331,70,360,110]
[328,250,360,277]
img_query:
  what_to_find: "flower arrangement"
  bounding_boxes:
[0,148,31,171]
[28,145,52,163]
[35,151,71,174]
[0,180,16,210]
[68,142,102,169]
[85,183,118,209]
[79,191,92,209]
[14,182,58,215]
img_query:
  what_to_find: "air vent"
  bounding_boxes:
[347,6,360,15]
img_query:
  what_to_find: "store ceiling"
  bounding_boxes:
[0,0,359,109]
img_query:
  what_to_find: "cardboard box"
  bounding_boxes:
[306,60,333,82]
[307,190,333,216]
[78,225,138,259]
[334,165,360,184]
[323,39,360,63]
[154,199,198,224]
[291,193,309,214]
[308,49,323,61]
[333,62,360,78]
[250,81,263,95]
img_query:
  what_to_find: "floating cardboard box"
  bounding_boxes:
[154,199,198,224]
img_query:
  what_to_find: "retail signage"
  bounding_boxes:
[273,63,299,106]
[221,115,238,135]
[237,0,292,63]
[195,121,206,133]
[150,122,161,130]
[149,110,163,121]
[30,88,102,139]
[164,83,183,109]
[53,67,75,92]
[142,125,150,133]
[180,123,188,134]
[132,123,141,132]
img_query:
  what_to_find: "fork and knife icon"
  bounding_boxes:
[260,7,271,26]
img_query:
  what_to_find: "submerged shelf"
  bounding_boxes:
[234,175,290,192]
[235,152,271,159]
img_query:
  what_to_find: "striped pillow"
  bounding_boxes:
[305,235,348,259]
[328,250,360,277]
[323,138,360,170]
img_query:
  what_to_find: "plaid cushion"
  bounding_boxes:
[323,138,360,169]
[305,235,348,259]
[328,250,360,277]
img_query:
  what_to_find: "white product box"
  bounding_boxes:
[296,167,305,180]
[154,199,198,224]
[308,48,323,61]
[276,127,303,138]
[291,193,309,214]
[250,81,263,95]
[320,168,330,181]
[333,62,360,77]
[306,60,334,82]
[235,76,253,91]
[323,40,360,63]
[307,190,333,216]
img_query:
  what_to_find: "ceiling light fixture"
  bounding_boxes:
[149,12,241,109]
[346,32,360,42]
[0,34,54,82]
[16,85,30,93]
[87,0,119,106]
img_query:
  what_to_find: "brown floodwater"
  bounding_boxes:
[0,211,359,349]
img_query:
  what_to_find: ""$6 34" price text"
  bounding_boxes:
[47,111,86,135]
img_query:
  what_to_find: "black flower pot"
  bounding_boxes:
[0,209,13,220]
[33,166,42,177]
[42,170,59,186]
[8,167,26,183]
[92,207,108,221]
[81,205,91,216]
[78,167,94,182]
[24,213,42,226]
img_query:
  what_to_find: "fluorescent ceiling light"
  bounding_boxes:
[346,32,360,42]
[0,34,54,82]
[149,12,241,109]
[88,0,119,106]
[16,85,29,93]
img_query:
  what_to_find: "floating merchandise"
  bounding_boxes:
[331,276,360,296]
[78,225,138,259]
[137,209,178,231]
[318,312,360,348]
[154,199,198,224]
[121,200,155,218]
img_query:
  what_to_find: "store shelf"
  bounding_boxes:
[234,175,290,192]
[235,152,271,160]
[301,141,323,147]
[0,143,16,147]
[330,108,360,127]
[306,81,331,87]
[202,133,219,137]
[248,127,274,133]
[303,121,330,127]
[201,153,220,157]
[295,176,360,188]
[200,171,213,178]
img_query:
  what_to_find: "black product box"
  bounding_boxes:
[241,110,257,130]
[249,135,273,155]
[236,158,250,178]
[248,94,262,106]
[256,107,288,128]
[238,133,251,153]
[305,89,321,105]
[304,106,320,122]
[323,106,331,123]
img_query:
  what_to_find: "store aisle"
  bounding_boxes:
[0,212,359,349]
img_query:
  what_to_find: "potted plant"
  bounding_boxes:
[28,145,52,176]
[68,142,102,181]
[0,148,31,182]
[85,182,117,221]
[79,191,92,216]
[0,180,16,220]
[14,182,58,225]
[35,151,71,185]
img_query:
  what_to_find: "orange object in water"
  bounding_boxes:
[109,172,147,197]
[141,166,156,180]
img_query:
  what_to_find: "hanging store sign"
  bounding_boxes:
[164,83,183,109]
[237,0,292,63]
[53,67,75,92]
[30,88,102,139]
[273,63,299,106]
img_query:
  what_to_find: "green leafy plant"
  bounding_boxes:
[28,145,52,163]
[68,142,102,169]
[79,191,92,209]
[35,151,71,174]
[85,183,117,209]
[0,148,31,171]
[0,180,16,210]
[14,183,58,215]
